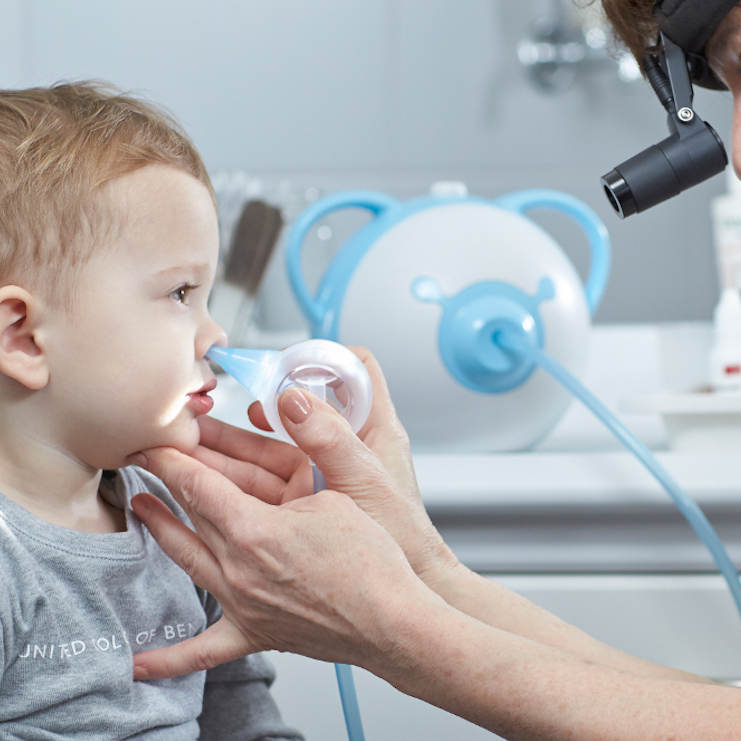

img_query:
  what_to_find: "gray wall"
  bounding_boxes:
[0,0,732,323]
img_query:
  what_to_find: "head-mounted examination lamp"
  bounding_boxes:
[601,34,727,218]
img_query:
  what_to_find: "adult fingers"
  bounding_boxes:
[193,447,307,506]
[129,447,262,548]
[277,346,413,497]
[278,387,389,499]
[279,356,452,585]
[348,347,418,486]
[246,400,270,431]
[198,415,304,481]
[133,615,255,680]
[195,416,312,504]
[131,493,225,595]
[348,347,407,440]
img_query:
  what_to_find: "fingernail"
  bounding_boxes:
[128,452,148,468]
[280,387,313,424]
[133,663,149,681]
[131,494,149,516]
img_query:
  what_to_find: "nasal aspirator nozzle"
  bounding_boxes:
[206,340,373,445]
[205,346,274,399]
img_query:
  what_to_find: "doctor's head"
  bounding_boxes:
[601,1,741,170]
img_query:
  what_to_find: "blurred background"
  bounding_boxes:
[0,0,732,327]
[5,4,741,740]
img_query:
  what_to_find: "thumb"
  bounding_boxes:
[278,387,384,494]
[133,615,256,680]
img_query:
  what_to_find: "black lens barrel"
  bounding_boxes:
[601,122,727,219]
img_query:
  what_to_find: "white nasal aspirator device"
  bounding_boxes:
[206,340,373,444]
[207,339,372,741]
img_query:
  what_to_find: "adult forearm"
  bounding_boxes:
[367,596,739,741]
[420,559,711,684]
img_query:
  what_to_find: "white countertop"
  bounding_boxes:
[413,450,741,511]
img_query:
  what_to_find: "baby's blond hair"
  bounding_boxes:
[0,81,214,304]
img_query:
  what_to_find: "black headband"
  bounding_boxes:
[654,0,739,89]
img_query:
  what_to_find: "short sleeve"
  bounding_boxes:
[199,638,304,740]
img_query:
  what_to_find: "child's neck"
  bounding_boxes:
[0,432,127,534]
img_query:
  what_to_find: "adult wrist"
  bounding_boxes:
[411,533,463,595]
[358,578,462,688]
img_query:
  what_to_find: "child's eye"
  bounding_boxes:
[169,284,198,304]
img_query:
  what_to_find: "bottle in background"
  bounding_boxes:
[709,169,741,391]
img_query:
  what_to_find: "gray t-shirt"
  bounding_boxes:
[0,466,303,741]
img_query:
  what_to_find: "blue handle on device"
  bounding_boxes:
[493,188,611,316]
[286,190,398,331]
[286,188,611,342]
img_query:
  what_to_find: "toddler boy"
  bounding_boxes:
[0,81,302,740]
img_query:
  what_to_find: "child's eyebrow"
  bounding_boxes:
[155,262,212,278]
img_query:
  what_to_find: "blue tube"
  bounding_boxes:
[312,464,367,741]
[496,330,741,621]
[335,663,366,741]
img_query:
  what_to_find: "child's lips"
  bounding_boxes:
[187,378,217,415]
[194,378,217,396]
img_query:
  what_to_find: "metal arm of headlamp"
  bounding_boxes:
[601,34,727,219]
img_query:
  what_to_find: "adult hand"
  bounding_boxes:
[130,439,438,679]
[129,348,452,679]
[129,348,458,679]
[193,348,457,587]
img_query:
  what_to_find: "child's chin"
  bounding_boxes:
[115,419,201,465]
[169,438,199,456]
[162,425,201,456]
[122,428,200,467]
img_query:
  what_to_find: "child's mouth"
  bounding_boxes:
[186,378,217,415]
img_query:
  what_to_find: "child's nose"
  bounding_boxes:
[197,317,228,359]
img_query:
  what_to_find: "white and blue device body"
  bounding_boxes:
[286,187,611,452]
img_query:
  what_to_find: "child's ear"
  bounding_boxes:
[0,286,50,390]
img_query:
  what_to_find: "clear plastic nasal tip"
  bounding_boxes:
[206,340,373,445]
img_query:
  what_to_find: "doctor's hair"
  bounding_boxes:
[599,0,661,67]
[600,0,741,75]
[0,80,214,306]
